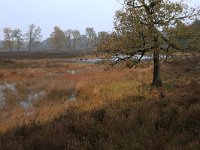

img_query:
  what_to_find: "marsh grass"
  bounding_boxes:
[0,57,200,149]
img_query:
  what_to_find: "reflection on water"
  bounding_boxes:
[68,92,77,101]
[0,82,16,109]
[67,70,78,75]
[20,91,45,115]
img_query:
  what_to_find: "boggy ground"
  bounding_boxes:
[0,56,200,150]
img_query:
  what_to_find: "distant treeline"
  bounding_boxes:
[1,20,200,53]
[0,24,109,52]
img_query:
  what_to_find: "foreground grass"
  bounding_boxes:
[0,56,200,149]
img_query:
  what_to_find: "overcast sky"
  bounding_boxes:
[0,0,199,40]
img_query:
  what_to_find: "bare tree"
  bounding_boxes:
[3,28,13,52]
[12,29,23,52]
[85,27,97,49]
[71,30,81,49]
[65,29,74,49]
[25,24,42,51]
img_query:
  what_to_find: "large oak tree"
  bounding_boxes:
[98,0,199,87]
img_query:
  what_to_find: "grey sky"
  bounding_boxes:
[0,0,121,39]
[0,0,199,40]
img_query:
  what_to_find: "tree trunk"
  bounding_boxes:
[73,40,76,49]
[152,48,162,87]
[67,36,71,49]
[29,40,32,52]
[9,40,12,52]
[29,33,32,52]
[17,42,20,52]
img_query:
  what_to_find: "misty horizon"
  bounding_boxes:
[0,0,122,40]
[0,0,199,40]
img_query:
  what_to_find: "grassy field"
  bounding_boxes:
[0,55,200,150]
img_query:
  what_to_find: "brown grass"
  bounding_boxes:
[0,56,200,149]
